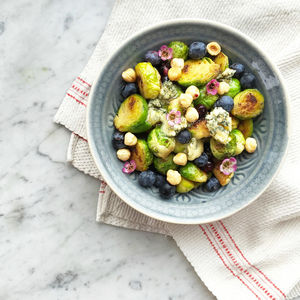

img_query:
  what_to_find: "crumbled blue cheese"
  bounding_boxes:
[159,81,180,100]
[217,68,236,81]
[146,107,165,126]
[205,107,232,144]
[161,115,188,137]
[186,138,204,161]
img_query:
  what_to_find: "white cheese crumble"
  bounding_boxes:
[217,68,236,80]
[161,115,188,137]
[205,107,232,144]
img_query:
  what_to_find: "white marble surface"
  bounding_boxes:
[0,1,215,299]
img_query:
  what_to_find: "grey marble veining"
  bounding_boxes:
[0,0,215,299]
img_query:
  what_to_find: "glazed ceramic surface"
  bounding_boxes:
[87,20,289,224]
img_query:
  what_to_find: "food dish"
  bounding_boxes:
[112,39,265,198]
[87,20,289,224]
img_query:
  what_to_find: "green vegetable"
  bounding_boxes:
[168,98,184,114]
[135,62,161,99]
[214,52,229,72]
[225,78,241,98]
[176,177,196,193]
[213,161,234,186]
[114,94,151,133]
[210,132,237,160]
[147,127,175,159]
[179,162,208,183]
[231,129,246,155]
[194,87,218,109]
[231,89,264,120]
[174,140,187,153]
[177,59,220,87]
[153,154,177,175]
[238,119,253,139]
[130,139,153,171]
[168,41,189,60]
[188,119,211,139]
[231,115,240,130]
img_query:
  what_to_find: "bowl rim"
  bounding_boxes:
[86,18,290,224]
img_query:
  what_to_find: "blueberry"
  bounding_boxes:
[161,75,169,83]
[204,143,213,160]
[159,183,176,199]
[195,104,207,119]
[194,153,208,168]
[138,170,156,188]
[214,96,234,112]
[121,83,138,98]
[188,42,207,59]
[145,50,161,66]
[203,161,214,173]
[154,174,166,188]
[176,129,191,144]
[205,177,221,192]
[230,63,245,79]
[240,72,255,89]
[112,130,126,150]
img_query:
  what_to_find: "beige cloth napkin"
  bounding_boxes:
[54,0,300,299]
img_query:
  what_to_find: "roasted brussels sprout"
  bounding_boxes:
[231,89,264,119]
[179,162,208,183]
[176,177,196,193]
[130,139,153,171]
[231,115,240,130]
[214,52,229,72]
[168,41,189,60]
[231,129,246,155]
[238,119,253,139]
[188,119,211,139]
[177,58,220,87]
[174,140,187,153]
[212,161,234,186]
[210,132,237,160]
[114,94,151,133]
[147,127,175,159]
[194,87,218,109]
[225,78,241,98]
[135,62,161,99]
[153,154,177,175]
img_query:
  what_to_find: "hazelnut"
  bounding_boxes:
[245,137,257,153]
[168,67,182,81]
[217,81,230,95]
[207,42,221,56]
[124,132,137,146]
[171,58,184,69]
[116,149,131,161]
[185,85,200,100]
[166,170,182,185]
[173,153,187,166]
[179,93,193,108]
[185,107,199,123]
[122,68,136,82]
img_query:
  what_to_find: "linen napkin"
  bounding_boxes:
[54,0,300,299]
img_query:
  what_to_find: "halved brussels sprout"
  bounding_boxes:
[153,154,177,175]
[174,140,187,153]
[168,41,189,60]
[135,62,161,99]
[231,89,264,120]
[231,115,240,130]
[130,139,153,171]
[231,129,245,155]
[147,126,175,159]
[238,119,253,139]
[179,162,208,183]
[210,132,237,160]
[194,87,218,109]
[212,161,234,186]
[214,52,229,72]
[225,78,241,98]
[177,59,220,87]
[188,119,211,139]
[176,177,196,193]
[114,94,151,133]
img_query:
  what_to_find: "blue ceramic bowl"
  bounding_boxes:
[87,19,289,224]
